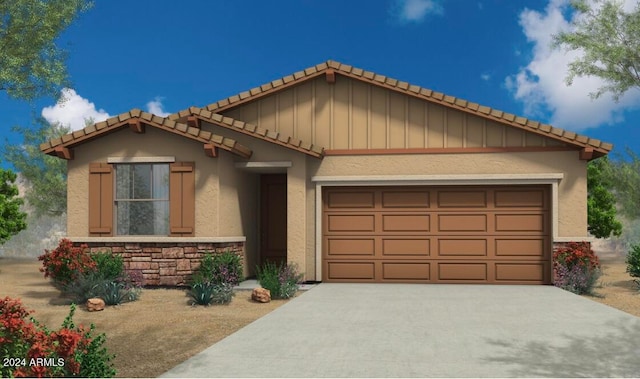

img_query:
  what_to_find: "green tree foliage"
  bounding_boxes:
[3,118,69,217]
[609,149,640,219]
[0,169,27,244]
[553,0,640,101]
[0,0,92,101]
[587,156,623,238]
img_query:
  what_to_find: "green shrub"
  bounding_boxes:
[256,261,303,299]
[91,251,124,281]
[63,271,110,304]
[191,250,244,286]
[553,242,601,295]
[211,282,235,304]
[188,282,235,306]
[626,244,640,287]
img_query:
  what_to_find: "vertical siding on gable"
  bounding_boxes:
[351,80,369,149]
[427,103,445,148]
[389,92,405,148]
[407,97,425,148]
[333,78,349,149]
[219,76,569,152]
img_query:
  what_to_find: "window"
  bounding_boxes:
[114,163,169,235]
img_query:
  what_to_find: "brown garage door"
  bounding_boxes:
[322,186,551,284]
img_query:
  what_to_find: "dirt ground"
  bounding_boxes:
[1,254,639,378]
[0,258,290,378]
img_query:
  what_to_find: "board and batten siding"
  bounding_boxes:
[221,76,566,150]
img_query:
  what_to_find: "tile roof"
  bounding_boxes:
[40,109,253,159]
[170,107,324,158]
[180,60,612,156]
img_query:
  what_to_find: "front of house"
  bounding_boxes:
[41,61,612,286]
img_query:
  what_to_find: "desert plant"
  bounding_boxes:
[553,242,601,295]
[91,251,124,281]
[626,243,640,287]
[256,261,303,299]
[38,238,95,289]
[210,282,235,304]
[62,271,110,304]
[191,250,243,286]
[191,253,216,285]
[0,297,116,377]
[188,282,216,305]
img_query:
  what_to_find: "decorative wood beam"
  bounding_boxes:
[580,147,594,160]
[187,116,200,128]
[204,143,217,158]
[54,146,74,160]
[325,69,336,84]
[128,119,145,133]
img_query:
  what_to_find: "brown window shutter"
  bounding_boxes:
[88,163,113,236]
[170,162,195,236]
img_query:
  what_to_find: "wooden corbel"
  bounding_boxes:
[187,116,200,128]
[579,147,594,160]
[204,143,217,158]
[128,119,145,134]
[54,146,74,160]
[325,69,336,84]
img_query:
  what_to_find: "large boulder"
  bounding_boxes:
[251,287,271,303]
[87,298,105,311]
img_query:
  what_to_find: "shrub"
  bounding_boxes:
[626,244,640,287]
[0,297,116,377]
[38,238,95,289]
[188,282,235,306]
[192,250,243,286]
[91,251,124,281]
[63,271,111,304]
[553,242,601,295]
[257,261,303,299]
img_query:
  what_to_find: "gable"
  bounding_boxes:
[221,76,569,152]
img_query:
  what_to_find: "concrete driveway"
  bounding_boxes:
[161,284,640,378]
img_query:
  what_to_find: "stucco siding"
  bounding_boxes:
[221,76,570,151]
[66,127,221,238]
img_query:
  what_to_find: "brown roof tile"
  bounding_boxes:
[175,60,611,156]
[41,109,252,159]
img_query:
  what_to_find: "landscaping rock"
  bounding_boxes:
[87,298,105,311]
[251,287,271,303]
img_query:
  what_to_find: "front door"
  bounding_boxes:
[260,174,287,266]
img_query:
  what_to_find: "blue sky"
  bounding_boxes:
[2,0,640,165]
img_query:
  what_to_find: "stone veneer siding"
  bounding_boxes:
[75,241,244,286]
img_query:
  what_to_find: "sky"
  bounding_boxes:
[2,0,640,167]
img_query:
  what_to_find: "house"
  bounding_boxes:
[40,60,612,286]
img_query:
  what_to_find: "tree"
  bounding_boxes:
[3,117,69,217]
[609,149,640,219]
[0,0,92,101]
[587,156,623,238]
[0,169,27,244]
[553,0,640,100]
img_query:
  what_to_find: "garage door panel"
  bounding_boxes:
[382,238,430,256]
[438,191,487,207]
[382,214,430,231]
[327,191,375,208]
[438,214,487,232]
[495,263,546,282]
[327,238,375,256]
[382,262,430,280]
[327,214,375,232]
[323,186,550,284]
[382,191,430,208]
[495,190,545,208]
[438,239,487,256]
[438,263,488,281]
[495,238,545,257]
[495,214,545,232]
[326,262,375,280]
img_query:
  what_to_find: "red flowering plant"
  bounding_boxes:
[553,242,601,295]
[0,297,115,378]
[38,238,95,290]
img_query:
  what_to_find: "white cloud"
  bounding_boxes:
[393,0,443,23]
[41,88,110,131]
[146,97,170,117]
[481,73,491,81]
[506,0,640,131]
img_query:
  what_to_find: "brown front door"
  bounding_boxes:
[260,174,287,266]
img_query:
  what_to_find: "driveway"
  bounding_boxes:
[161,284,640,378]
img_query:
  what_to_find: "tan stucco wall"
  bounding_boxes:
[67,127,221,237]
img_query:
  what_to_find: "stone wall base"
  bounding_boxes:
[75,242,245,286]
